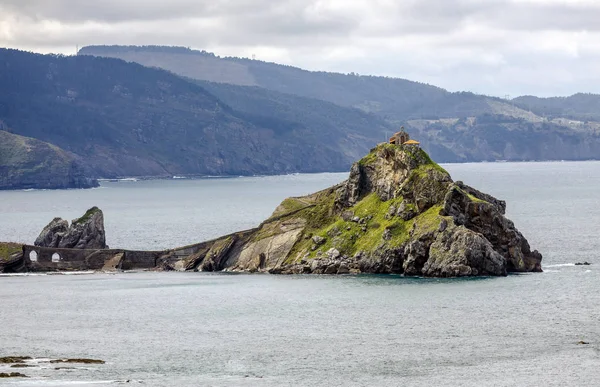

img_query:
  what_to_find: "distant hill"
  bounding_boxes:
[513,93,600,121]
[2,46,599,190]
[0,49,392,180]
[79,45,508,121]
[407,114,600,162]
[0,129,97,189]
[79,45,600,162]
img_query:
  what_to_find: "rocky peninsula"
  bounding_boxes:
[0,130,98,190]
[2,144,542,277]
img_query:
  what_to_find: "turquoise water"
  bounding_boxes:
[0,161,599,385]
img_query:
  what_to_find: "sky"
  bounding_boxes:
[0,0,598,97]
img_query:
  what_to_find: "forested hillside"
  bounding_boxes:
[513,94,600,121]
[2,46,600,190]
[0,49,390,179]
[0,129,97,189]
[79,45,504,121]
[79,45,600,163]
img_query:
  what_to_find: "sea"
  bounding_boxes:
[0,161,599,386]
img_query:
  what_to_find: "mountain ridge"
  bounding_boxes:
[79,44,600,163]
[0,48,390,181]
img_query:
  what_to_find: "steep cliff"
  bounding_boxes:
[178,144,542,277]
[0,49,387,181]
[0,130,97,190]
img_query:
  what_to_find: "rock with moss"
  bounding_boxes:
[0,130,98,190]
[34,207,107,249]
[175,144,542,277]
[0,243,26,273]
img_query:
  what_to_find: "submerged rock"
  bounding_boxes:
[174,143,543,277]
[0,356,31,364]
[34,207,107,249]
[0,372,28,378]
[49,358,105,364]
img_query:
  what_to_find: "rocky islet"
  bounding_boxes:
[190,143,542,277]
[3,144,543,277]
[34,207,107,250]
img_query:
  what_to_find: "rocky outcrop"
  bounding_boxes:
[172,144,542,277]
[34,207,107,249]
[34,218,69,248]
[0,243,25,273]
[0,130,98,190]
[14,144,542,277]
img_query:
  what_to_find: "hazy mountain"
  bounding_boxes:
[78,45,509,121]
[2,46,599,190]
[0,49,391,180]
[78,45,600,163]
[513,93,600,121]
[407,114,600,162]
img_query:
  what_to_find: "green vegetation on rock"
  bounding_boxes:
[0,243,22,263]
[72,207,101,225]
[0,130,97,190]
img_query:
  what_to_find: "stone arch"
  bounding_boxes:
[29,251,38,262]
[52,253,61,263]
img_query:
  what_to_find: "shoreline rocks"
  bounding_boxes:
[0,372,28,378]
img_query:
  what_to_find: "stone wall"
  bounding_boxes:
[22,245,167,272]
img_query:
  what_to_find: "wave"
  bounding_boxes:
[544,263,576,268]
[0,271,97,277]
[9,381,123,385]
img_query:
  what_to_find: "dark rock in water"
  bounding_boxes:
[49,358,105,364]
[0,372,28,377]
[34,207,107,249]
[10,364,35,368]
[172,143,543,277]
[575,262,591,266]
[0,356,31,364]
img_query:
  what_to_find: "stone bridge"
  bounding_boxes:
[15,229,257,272]
[22,245,168,271]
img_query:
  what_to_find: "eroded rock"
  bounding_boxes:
[34,207,107,249]
[169,143,542,278]
[0,372,27,378]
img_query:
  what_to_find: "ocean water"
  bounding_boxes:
[0,162,599,386]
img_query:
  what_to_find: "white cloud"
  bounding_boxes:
[1,0,599,96]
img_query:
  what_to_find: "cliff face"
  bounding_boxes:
[0,130,98,190]
[176,144,542,277]
[0,49,386,182]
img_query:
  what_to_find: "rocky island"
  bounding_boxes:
[2,139,542,277]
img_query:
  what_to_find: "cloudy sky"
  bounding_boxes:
[0,0,598,97]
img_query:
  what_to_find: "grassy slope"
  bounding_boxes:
[0,242,22,263]
[0,130,89,189]
[246,145,461,264]
[0,48,384,177]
